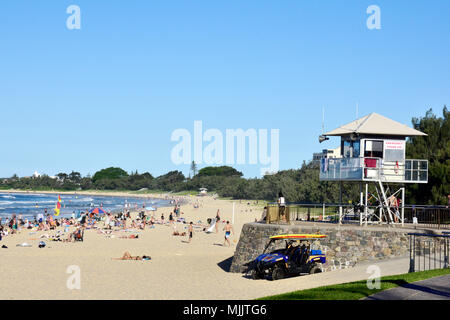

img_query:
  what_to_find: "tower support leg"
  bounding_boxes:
[339,181,343,225]
[401,187,405,227]
[365,183,368,226]
[359,182,363,226]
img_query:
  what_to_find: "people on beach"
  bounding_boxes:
[215,209,221,233]
[259,207,267,223]
[119,234,139,239]
[223,221,234,247]
[278,192,287,222]
[64,227,83,242]
[187,222,193,243]
[112,251,151,261]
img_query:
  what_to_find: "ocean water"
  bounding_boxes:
[0,192,172,220]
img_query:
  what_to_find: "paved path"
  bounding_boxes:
[365,275,450,300]
[241,255,412,299]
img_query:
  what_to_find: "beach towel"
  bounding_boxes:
[205,218,216,233]
[16,242,32,247]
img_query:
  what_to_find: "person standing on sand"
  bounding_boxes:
[223,221,234,247]
[277,191,287,222]
[188,222,193,243]
[215,209,221,233]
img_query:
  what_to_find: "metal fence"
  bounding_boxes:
[266,203,450,229]
[408,233,450,273]
[404,206,450,229]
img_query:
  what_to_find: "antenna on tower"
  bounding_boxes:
[322,106,325,134]
[319,106,329,143]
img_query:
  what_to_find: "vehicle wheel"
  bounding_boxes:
[272,267,286,281]
[309,264,322,274]
[251,269,264,280]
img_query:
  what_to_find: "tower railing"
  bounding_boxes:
[265,203,450,229]
[319,157,428,183]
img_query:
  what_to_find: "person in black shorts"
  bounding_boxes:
[215,209,220,233]
[188,222,193,243]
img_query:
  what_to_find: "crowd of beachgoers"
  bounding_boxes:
[0,194,275,299]
[0,194,244,252]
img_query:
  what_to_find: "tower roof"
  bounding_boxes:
[324,113,427,137]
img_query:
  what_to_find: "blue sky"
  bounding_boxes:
[0,1,449,178]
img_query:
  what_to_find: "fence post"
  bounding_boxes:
[445,238,449,269]
[401,187,405,227]
[408,234,415,273]
[438,209,441,230]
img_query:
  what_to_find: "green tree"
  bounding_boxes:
[92,167,129,183]
[68,171,82,184]
[406,106,449,205]
[190,161,197,177]
[197,166,243,177]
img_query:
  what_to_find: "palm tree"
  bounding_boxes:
[190,161,197,178]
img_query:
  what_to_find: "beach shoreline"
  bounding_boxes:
[0,188,194,201]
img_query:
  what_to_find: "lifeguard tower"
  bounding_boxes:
[319,113,428,226]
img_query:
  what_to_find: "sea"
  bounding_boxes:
[0,192,173,221]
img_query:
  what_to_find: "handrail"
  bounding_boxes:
[264,203,450,228]
[408,233,450,238]
[320,157,428,183]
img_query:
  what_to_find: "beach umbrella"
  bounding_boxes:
[89,208,107,215]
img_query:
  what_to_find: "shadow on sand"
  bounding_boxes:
[217,256,234,272]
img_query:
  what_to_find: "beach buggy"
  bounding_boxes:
[250,234,327,280]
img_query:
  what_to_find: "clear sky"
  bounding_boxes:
[1,1,449,178]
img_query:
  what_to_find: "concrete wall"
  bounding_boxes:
[230,222,413,273]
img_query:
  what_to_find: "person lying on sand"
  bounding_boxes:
[112,251,151,261]
[98,230,113,234]
[119,234,139,239]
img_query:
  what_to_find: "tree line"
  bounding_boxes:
[1,107,448,205]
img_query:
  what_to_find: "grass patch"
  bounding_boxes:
[172,190,200,196]
[258,268,450,300]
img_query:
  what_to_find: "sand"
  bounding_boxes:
[0,193,410,300]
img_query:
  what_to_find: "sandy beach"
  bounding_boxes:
[0,192,412,300]
[0,193,266,300]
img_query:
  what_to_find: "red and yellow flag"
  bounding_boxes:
[54,195,62,216]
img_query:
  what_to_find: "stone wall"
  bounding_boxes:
[230,222,414,273]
